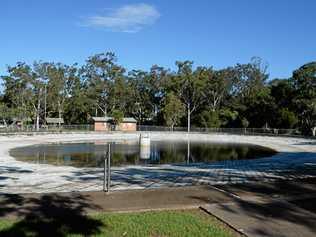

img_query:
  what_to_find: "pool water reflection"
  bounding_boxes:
[10,140,277,168]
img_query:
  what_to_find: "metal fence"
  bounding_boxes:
[137,125,302,137]
[0,124,308,138]
[0,124,94,133]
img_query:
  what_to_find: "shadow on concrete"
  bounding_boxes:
[0,166,33,174]
[0,166,34,189]
[214,177,316,197]
[292,138,316,146]
[210,178,316,235]
[60,151,316,192]
[0,193,103,237]
[289,196,316,214]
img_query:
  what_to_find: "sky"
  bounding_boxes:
[0,0,315,79]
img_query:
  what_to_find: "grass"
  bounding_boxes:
[0,209,237,237]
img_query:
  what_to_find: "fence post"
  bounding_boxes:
[103,149,106,192]
[103,143,111,192]
[107,143,111,192]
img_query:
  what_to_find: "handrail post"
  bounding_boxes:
[107,143,111,192]
[103,143,111,192]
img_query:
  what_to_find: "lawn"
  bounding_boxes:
[0,209,237,237]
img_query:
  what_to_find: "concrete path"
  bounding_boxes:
[203,179,316,237]
[0,132,315,194]
[0,185,235,219]
[203,199,316,237]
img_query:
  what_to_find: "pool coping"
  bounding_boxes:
[0,132,315,194]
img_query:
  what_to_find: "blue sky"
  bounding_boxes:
[1,0,315,79]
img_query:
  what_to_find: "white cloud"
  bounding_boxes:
[83,3,160,33]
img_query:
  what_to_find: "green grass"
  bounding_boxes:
[0,209,236,237]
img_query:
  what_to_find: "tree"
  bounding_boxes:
[242,87,276,128]
[111,109,124,130]
[292,62,316,135]
[82,52,123,117]
[108,70,129,114]
[198,67,232,112]
[127,70,153,124]
[45,63,75,125]
[269,79,298,128]
[198,110,221,128]
[278,108,298,129]
[2,62,44,130]
[127,66,168,125]
[229,57,272,127]
[232,57,269,99]
[1,53,315,135]
[162,93,185,130]
[173,61,206,132]
[270,79,295,108]
[64,65,90,124]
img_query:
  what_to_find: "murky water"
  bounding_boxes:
[10,140,276,167]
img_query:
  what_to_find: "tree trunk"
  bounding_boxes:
[36,96,41,131]
[58,109,62,127]
[58,101,62,127]
[187,103,191,133]
[104,104,107,117]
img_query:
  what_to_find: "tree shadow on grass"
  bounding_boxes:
[0,193,103,237]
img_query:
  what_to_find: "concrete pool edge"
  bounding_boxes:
[0,132,315,194]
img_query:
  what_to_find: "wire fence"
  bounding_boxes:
[0,124,310,138]
[0,124,94,133]
[137,125,303,137]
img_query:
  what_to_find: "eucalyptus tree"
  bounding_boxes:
[148,65,169,121]
[0,103,11,125]
[231,57,269,100]
[82,52,122,117]
[162,92,185,130]
[31,62,49,130]
[269,79,298,128]
[228,57,271,127]
[2,63,31,122]
[292,62,316,135]
[2,62,44,129]
[44,63,80,125]
[196,67,233,112]
[107,66,128,114]
[64,66,90,124]
[173,61,206,132]
[127,70,153,123]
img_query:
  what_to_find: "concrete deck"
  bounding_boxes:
[0,132,315,194]
[0,185,235,219]
[202,178,316,237]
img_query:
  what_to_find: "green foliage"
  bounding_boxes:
[0,53,315,135]
[242,87,276,128]
[111,109,124,125]
[199,111,221,128]
[277,108,298,129]
[162,93,185,129]
[292,62,316,134]
[219,109,239,127]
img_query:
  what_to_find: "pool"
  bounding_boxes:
[10,140,277,168]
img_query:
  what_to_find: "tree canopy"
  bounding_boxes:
[0,53,315,135]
